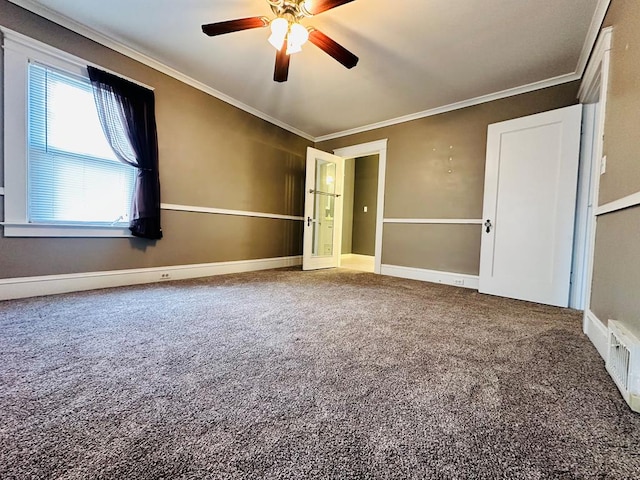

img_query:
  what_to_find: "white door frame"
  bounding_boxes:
[570,102,598,309]
[578,27,612,325]
[333,139,388,274]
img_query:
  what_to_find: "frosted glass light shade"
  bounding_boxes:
[287,23,309,55]
[268,17,288,50]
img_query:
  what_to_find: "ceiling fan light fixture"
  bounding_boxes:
[202,0,359,82]
[268,17,288,49]
[286,22,309,54]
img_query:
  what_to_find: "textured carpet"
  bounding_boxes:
[1,267,639,479]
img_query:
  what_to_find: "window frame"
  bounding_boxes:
[1,29,150,238]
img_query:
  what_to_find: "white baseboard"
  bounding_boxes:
[380,264,479,289]
[584,308,608,361]
[0,255,302,301]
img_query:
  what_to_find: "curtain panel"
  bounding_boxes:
[88,66,162,240]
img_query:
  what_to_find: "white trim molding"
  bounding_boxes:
[333,139,388,275]
[579,26,613,322]
[575,0,612,78]
[2,3,314,141]
[595,191,640,216]
[0,203,306,237]
[579,27,613,102]
[584,308,609,361]
[5,1,608,144]
[384,218,483,225]
[316,73,580,142]
[1,30,143,238]
[380,264,479,290]
[1,223,131,238]
[1,27,154,90]
[0,255,302,301]
[161,203,304,222]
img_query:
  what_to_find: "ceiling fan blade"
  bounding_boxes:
[308,29,359,69]
[202,17,268,37]
[303,0,355,15]
[273,42,290,82]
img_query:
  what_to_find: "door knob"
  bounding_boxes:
[484,219,492,233]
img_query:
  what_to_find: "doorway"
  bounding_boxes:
[333,139,388,274]
[340,155,379,272]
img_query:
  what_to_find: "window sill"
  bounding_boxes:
[1,222,132,238]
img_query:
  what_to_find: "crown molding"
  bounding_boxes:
[314,72,580,142]
[575,0,611,77]
[579,26,612,102]
[316,0,609,142]
[7,0,607,144]
[5,0,315,142]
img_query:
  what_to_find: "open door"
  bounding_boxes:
[479,105,582,307]
[303,147,344,270]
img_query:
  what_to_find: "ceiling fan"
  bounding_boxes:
[202,0,358,82]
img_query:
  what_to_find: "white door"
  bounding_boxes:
[479,105,582,307]
[303,147,344,270]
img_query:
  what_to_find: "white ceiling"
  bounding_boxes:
[8,0,606,140]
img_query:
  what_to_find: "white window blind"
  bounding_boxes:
[27,63,135,225]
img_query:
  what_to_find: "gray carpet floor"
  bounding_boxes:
[1,267,639,479]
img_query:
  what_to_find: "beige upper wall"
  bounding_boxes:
[599,0,640,205]
[318,82,579,274]
[589,0,640,330]
[0,1,311,279]
[317,82,580,220]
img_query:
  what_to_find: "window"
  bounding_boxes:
[2,29,137,237]
[28,64,135,225]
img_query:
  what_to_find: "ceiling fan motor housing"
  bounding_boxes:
[268,0,313,20]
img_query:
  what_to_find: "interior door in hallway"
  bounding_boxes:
[303,147,345,270]
[479,105,582,307]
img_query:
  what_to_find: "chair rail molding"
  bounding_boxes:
[161,203,304,222]
[384,218,483,225]
[595,191,640,216]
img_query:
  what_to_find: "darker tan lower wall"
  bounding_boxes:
[590,205,640,328]
[0,1,311,279]
[383,224,481,275]
[588,0,640,332]
[0,212,303,278]
[317,82,579,274]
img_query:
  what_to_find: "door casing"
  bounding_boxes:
[333,139,388,274]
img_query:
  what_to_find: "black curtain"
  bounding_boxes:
[88,66,162,240]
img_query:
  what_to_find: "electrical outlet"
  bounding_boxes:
[453,279,464,286]
[160,273,171,280]
[363,206,368,213]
